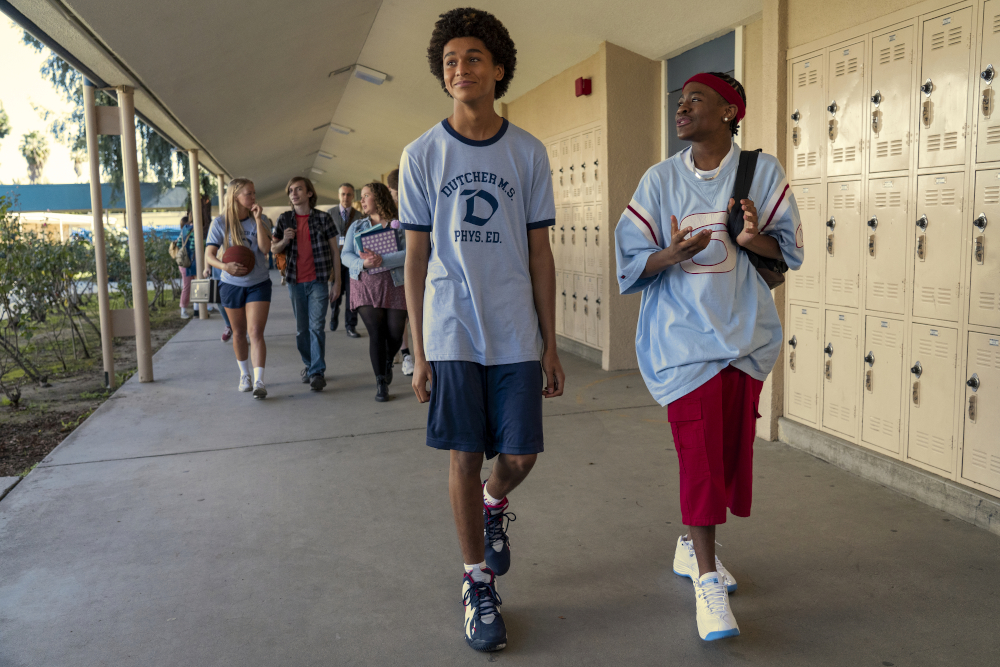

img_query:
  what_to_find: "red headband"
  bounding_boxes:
[683,73,745,123]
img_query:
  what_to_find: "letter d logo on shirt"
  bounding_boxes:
[461,189,499,226]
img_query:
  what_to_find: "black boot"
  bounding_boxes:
[385,358,393,385]
[375,375,389,402]
[330,304,339,332]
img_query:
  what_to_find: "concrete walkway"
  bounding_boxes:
[1,271,998,666]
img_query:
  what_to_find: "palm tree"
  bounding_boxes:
[19,131,50,184]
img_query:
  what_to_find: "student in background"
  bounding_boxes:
[341,182,407,401]
[387,168,414,377]
[328,183,363,337]
[178,216,197,319]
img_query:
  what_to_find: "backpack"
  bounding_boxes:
[726,150,788,289]
[170,229,192,269]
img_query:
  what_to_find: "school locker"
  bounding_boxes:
[584,205,603,275]
[918,8,973,169]
[866,177,908,313]
[582,130,596,202]
[861,316,905,455]
[789,55,825,181]
[870,25,915,173]
[573,273,587,339]
[548,142,560,207]
[563,272,575,339]
[594,127,604,201]
[977,1,1000,163]
[827,41,866,176]
[549,215,558,262]
[552,207,564,270]
[962,332,1000,492]
[559,139,571,204]
[826,181,862,307]
[570,206,585,268]
[912,173,964,321]
[570,134,583,202]
[786,305,822,424]
[907,323,958,472]
[788,184,823,303]
[594,203,603,273]
[822,311,860,437]
[584,275,599,347]
[970,170,1000,327]
[555,271,565,335]
[595,277,603,349]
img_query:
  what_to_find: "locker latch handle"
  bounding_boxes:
[864,351,875,367]
[975,236,986,264]
[974,213,988,232]
[569,164,575,171]
[824,343,834,357]
[827,100,838,116]
[967,373,980,391]
[915,215,928,231]
[867,216,878,231]
[788,335,798,349]
[982,64,995,84]
[826,217,836,230]
[870,90,882,106]
[910,361,923,378]
[790,109,801,122]
[920,79,934,97]
[559,167,564,173]
[969,395,978,422]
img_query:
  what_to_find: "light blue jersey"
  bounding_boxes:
[207,215,272,287]
[399,119,556,365]
[614,142,804,406]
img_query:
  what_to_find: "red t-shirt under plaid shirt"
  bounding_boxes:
[295,214,316,283]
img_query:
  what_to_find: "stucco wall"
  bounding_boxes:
[787,0,922,48]
[742,19,764,152]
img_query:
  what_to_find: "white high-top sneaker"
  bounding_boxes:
[673,535,737,593]
[693,572,740,641]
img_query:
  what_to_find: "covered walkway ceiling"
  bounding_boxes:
[6,0,761,204]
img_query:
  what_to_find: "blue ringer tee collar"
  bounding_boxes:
[441,118,509,147]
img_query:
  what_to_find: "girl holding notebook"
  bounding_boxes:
[341,181,407,401]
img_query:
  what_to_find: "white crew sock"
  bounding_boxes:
[483,484,505,510]
[254,367,265,384]
[465,562,491,582]
[237,359,250,377]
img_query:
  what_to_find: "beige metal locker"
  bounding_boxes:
[962,332,1000,492]
[594,127,604,201]
[826,181,862,307]
[595,277,604,349]
[822,311,860,436]
[970,170,1000,327]
[555,271,565,335]
[582,130,596,202]
[570,206,585,269]
[584,205,599,274]
[870,26,915,173]
[573,273,586,339]
[907,323,958,472]
[584,275,599,347]
[594,204,603,274]
[553,207,566,270]
[918,8,973,169]
[787,305,822,424]
[559,139,571,204]
[827,41,866,176]
[976,1,1000,163]
[912,173,964,321]
[548,142,560,207]
[788,185,823,303]
[563,271,575,339]
[861,316,905,454]
[570,134,583,202]
[866,177,909,313]
[789,56,825,180]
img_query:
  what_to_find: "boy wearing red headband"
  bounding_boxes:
[614,72,804,641]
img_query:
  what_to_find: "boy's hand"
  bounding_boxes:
[542,349,565,398]
[664,215,712,265]
[731,198,760,247]
[411,359,432,403]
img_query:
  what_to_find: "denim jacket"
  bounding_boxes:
[341,217,406,287]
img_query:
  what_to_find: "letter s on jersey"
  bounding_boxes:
[678,211,738,274]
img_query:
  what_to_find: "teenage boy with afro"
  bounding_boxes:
[401,7,564,653]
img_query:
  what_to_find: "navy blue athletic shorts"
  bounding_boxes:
[426,360,544,459]
[220,279,272,310]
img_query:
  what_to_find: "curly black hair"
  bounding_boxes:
[426,8,517,100]
[707,71,747,137]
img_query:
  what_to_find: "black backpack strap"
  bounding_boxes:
[727,150,760,243]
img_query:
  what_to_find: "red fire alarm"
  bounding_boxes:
[575,77,592,97]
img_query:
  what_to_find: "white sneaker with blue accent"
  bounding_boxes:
[693,571,740,641]
[673,535,737,593]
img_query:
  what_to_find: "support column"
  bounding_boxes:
[217,173,226,219]
[188,149,208,320]
[82,81,115,388]
[117,86,154,383]
[756,0,789,441]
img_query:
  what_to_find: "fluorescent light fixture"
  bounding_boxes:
[311,167,326,175]
[329,123,353,135]
[353,65,387,85]
[317,151,334,160]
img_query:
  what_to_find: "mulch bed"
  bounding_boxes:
[0,410,91,477]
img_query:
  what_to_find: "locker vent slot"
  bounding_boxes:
[917,337,952,359]
[969,449,988,469]
[985,185,1000,204]
[799,196,818,210]
[924,189,956,207]
[828,402,852,422]
[927,134,941,151]
[832,147,857,163]
[975,348,1000,369]
[986,125,1000,145]
[798,72,808,87]
[847,58,858,74]
[977,291,999,313]
[894,44,907,60]
[875,192,903,208]
[831,278,849,294]
[809,70,819,85]
[919,287,954,308]
[876,140,904,158]
[830,321,854,338]
[793,391,814,409]
[835,60,846,77]
[795,152,818,168]
[794,275,817,290]
[868,416,896,436]
[879,48,891,65]
[869,330,898,347]
[948,27,964,47]
[943,132,958,151]
[914,431,949,455]
[994,13,1000,33]
[931,31,945,50]
[833,194,857,209]
[872,281,901,300]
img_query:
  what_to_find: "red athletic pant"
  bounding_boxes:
[666,365,764,526]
